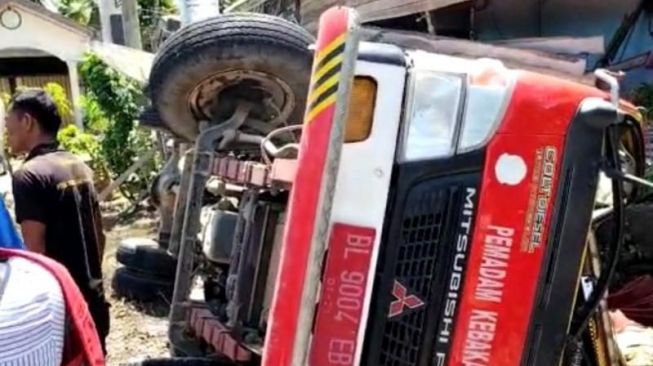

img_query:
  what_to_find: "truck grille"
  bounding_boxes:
[379,189,448,365]
[362,171,481,366]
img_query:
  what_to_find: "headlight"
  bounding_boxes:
[399,57,513,162]
[399,71,464,162]
[458,83,510,152]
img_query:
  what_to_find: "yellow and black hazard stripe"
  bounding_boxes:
[305,34,347,123]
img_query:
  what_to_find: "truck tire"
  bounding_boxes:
[148,13,314,143]
[112,266,174,302]
[116,238,177,279]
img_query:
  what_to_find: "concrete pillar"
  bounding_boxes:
[179,0,221,25]
[99,0,123,43]
[66,61,84,130]
[122,0,143,49]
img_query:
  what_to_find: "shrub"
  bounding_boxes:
[79,94,109,134]
[43,83,74,122]
[80,53,160,201]
[57,124,111,190]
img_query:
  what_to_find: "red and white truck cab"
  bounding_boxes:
[140,6,645,366]
[261,6,641,366]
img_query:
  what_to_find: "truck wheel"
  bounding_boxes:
[112,266,174,302]
[148,13,314,143]
[116,238,177,279]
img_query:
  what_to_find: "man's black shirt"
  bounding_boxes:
[12,143,105,301]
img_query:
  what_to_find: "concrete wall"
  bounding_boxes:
[0,6,90,62]
[474,0,652,90]
[0,4,91,128]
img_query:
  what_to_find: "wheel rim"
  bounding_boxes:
[189,70,296,129]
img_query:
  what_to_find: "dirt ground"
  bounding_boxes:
[103,220,171,365]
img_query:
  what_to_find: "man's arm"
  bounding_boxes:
[12,170,48,253]
[20,220,46,253]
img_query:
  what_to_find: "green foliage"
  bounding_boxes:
[57,124,112,189]
[80,52,159,200]
[57,0,96,25]
[633,83,653,123]
[80,53,141,174]
[138,0,177,51]
[1,93,9,108]
[79,95,109,134]
[43,82,74,121]
[58,124,94,158]
[139,0,176,29]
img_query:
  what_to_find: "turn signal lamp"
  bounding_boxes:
[344,76,377,143]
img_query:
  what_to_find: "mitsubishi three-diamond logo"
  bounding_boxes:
[388,280,425,318]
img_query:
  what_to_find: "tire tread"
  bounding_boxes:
[148,13,314,140]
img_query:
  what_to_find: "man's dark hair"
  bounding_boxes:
[9,89,62,136]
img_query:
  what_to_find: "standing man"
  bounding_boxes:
[4,89,110,353]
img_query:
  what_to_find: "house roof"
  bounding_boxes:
[0,0,94,37]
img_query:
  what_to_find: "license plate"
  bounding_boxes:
[310,223,376,366]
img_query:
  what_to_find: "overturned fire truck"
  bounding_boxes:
[122,6,648,366]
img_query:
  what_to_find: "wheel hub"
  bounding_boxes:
[190,70,296,127]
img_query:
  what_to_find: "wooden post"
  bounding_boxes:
[99,148,156,201]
